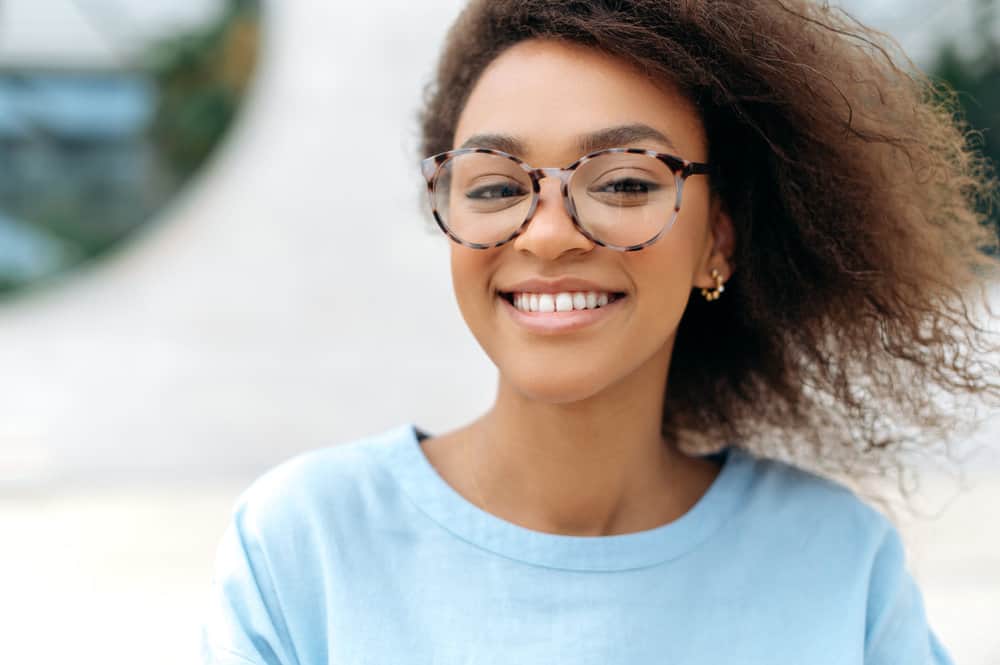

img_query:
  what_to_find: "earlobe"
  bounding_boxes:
[699,267,726,301]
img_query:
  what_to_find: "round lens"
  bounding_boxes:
[433,152,533,246]
[570,152,677,248]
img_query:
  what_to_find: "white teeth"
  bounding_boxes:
[507,290,620,313]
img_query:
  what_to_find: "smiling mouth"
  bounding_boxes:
[497,291,626,311]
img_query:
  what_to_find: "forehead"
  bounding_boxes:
[453,39,707,161]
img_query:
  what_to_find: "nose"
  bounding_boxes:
[511,175,593,259]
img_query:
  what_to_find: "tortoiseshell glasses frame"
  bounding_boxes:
[420,147,712,252]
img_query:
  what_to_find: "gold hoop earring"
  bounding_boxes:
[700,268,725,301]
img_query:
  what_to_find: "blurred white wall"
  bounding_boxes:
[838,0,993,62]
[0,0,226,67]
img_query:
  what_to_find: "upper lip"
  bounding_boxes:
[497,277,627,294]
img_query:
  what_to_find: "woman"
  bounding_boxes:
[201,1,1000,663]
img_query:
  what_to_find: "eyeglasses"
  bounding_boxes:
[420,147,711,251]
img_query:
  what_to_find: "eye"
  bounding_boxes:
[465,180,528,199]
[590,178,659,195]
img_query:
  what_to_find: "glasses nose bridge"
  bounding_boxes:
[529,166,574,187]
[525,166,576,226]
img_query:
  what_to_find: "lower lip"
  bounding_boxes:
[498,294,626,335]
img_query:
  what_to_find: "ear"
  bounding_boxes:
[693,195,735,289]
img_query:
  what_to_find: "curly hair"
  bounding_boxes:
[417,0,1000,503]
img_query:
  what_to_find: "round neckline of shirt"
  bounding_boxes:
[377,423,756,572]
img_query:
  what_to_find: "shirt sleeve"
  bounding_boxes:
[864,521,955,665]
[200,498,298,665]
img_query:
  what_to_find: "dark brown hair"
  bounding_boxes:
[418,0,1000,498]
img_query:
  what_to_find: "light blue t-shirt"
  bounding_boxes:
[200,423,954,664]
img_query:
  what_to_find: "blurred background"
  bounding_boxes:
[0,1,997,663]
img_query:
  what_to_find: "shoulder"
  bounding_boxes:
[734,448,896,556]
[727,450,952,662]
[203,425,417,664]
[733,450,929,631]
[230,423,415,541]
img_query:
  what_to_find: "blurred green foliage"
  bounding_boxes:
[930,0,1000,239]
[144,0,261,184]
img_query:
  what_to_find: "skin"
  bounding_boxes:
[421,38,736,537]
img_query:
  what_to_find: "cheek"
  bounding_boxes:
[625,212,707,333]
[631,257,694,339]
[449,245,496,317]
[634,216,703,297]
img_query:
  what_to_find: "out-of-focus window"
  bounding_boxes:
[0,0,261,299]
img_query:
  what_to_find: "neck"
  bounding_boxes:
[466,348,717,536]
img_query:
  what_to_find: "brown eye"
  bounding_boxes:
[589,178,659,195]
[466,181,528,199]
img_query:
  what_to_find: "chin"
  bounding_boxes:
[500,362,615,405]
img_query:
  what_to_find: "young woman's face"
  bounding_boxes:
[449,39,729,404]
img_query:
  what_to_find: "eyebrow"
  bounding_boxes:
[458,123,678,156]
